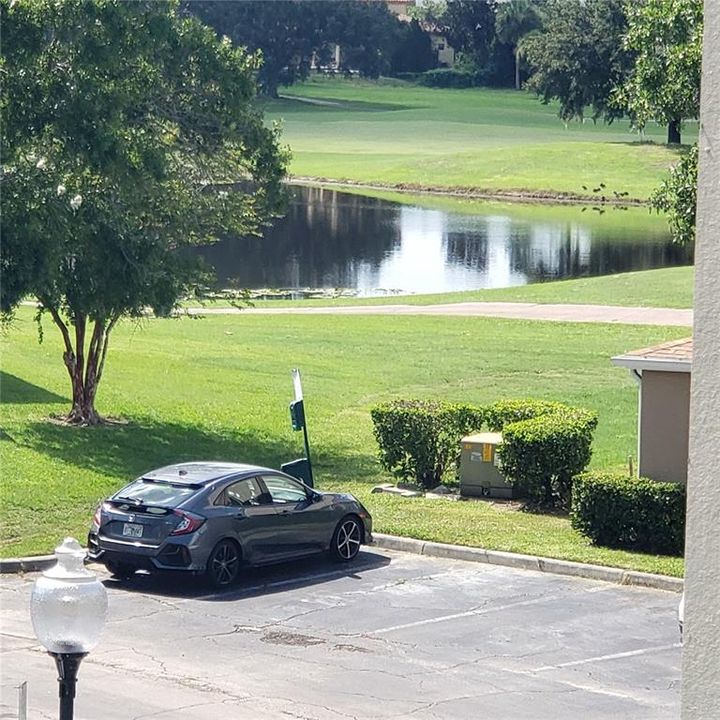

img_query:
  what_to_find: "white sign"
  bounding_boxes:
[292,368,303,402]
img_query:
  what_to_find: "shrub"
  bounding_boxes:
[417,68,478,88]
[494,402,598,507]
[571,472,686,556]
[371,399,484,489]
[485,399,567,432]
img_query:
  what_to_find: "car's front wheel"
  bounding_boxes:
[330,516,362,562]
[206,539,241,589]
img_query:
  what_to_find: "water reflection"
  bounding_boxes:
[192,185,691,296]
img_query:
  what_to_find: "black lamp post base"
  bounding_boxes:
[49,652,87,720]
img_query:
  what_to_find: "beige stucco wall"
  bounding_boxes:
[682,1,720,716]
[638,371,690,483]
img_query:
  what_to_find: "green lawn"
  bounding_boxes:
[1,307,686,575]
[265,78,695,201]
[196,266,693,310]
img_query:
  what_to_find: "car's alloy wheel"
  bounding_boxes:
[332,517,362,562]
[207,540,240,588]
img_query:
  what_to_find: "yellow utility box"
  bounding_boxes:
[459,432,514,499]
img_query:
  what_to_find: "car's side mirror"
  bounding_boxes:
[309,492,322,503]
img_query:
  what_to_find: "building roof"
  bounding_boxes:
[612,337,693,374]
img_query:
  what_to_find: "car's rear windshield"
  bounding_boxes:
[114,479,200,507]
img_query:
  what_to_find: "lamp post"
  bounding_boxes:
[30,538,108,720]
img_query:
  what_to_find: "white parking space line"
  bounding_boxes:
[370,593,564,635]
[529,643,681,673]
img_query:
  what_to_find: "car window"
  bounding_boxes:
[262,475,308,504]
[216,477,267,507]
[116,480,198,507]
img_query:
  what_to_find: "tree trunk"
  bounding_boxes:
[514,48,521,90]
[668,118,682,145]
[43,304,117,425]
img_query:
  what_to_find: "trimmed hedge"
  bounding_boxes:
[486,399,598,507]
[499,408,598,507]
[485,399,567,432]
[417,68,478,88]
[571,472,686,556]
[371,400,484,489]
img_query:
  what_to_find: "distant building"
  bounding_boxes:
[386,0,414,22]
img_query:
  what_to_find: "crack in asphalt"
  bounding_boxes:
[132,698,252,720]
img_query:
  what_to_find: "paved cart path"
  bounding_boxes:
[188,302,693,327]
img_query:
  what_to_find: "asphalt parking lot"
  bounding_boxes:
[1,548,680,720]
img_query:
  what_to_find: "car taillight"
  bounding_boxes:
[92,502,110,528]
[170,510,205,536]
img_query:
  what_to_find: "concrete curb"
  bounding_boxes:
[0,555,56,574]
[373,534,683,593]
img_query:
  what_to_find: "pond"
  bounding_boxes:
[191,185,692,297]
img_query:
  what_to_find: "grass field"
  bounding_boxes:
[194,266,693,310]
[1,306,687,575]
[264,78,695,200]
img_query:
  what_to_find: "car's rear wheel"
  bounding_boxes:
[206,539,241,588]
[105,559,136,580]
[330,516,362,562]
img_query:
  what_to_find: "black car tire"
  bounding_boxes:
[206,539,241,588]
[330,516,362,562]
[105,559,136,580]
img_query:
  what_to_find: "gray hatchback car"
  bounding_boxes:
[87,461,373,587]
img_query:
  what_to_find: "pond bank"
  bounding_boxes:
[286,176,647,206]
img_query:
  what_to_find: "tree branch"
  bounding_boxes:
[40,298,75,374]
[96,315,119,386]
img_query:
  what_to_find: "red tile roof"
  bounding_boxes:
[612,337,692,373]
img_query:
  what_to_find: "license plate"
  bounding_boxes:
[122,523,143,538]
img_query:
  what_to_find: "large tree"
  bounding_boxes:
[615,0,703,144]
[186,1,402,97]
[1,0,287,425]
[412,0,498,67]
[327,1,401,79]
[523,0,633,122]
[185,0,327,98]
[495,0,543,90]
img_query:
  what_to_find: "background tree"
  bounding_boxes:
[614,0,703,144]
[1,0,287,425]
[413,0,498,70]
[523,0,633,122]
[651,145,698,245]
[326,1,401,79]
[187,1,403,95]
[391,19,437,75]
[185,0,327,98]
[495,0,543,90]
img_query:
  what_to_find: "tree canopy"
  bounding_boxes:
[614,0,702,144]
[414,0,498,69]
[0,0,287,424]
[186,1,403,97]
[523,0,633,123]
[495,0,543,90]
[651,145,698,245]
